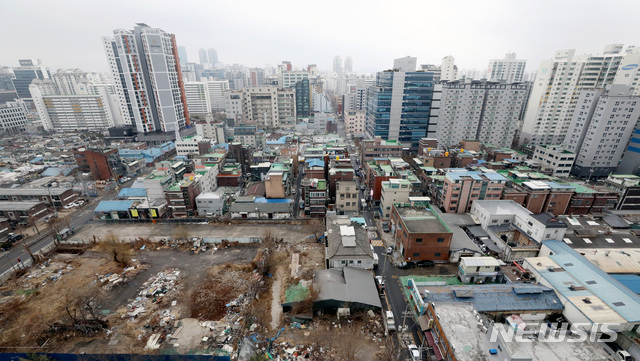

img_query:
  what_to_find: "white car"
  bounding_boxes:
[408,344,421,361]
[78,200,85,205]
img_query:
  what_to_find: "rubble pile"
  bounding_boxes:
[19,260,73,288]
[95,259,144,290]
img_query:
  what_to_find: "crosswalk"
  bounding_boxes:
[371,239,384,247]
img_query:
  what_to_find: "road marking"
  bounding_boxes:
[391,275,397,279]
[371,239,384,247]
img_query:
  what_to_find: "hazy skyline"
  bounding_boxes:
[2,0,639,75]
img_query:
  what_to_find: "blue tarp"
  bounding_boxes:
[95,200,135,213]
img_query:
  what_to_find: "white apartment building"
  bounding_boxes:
[379,179,411,219]
[520,44,635,146]
[278,71,309,89]
[207,79,229,111]
[613,47,640,96]
[193,164,219,193]
[441,56,458,81]
[0,101,28,134]
[343,86,367,113]
[224,91,243,122]
[30,78,117,132]
[175,135,212,157]
[239,87,296,129]
[344,111,365,136]
[195,120,225,145]
[532,145,576,177]
[564,85,640,179]
[184,81,211,114]
[435,80,529,148]
[103,24,189,134]
[487,52,527,83]
[195,192,224,216]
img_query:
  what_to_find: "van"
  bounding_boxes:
[615,350,633,361]
[385,310,396,331]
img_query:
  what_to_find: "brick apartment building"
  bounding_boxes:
[441,171,507,213]
[502,180,574,216]
[74,147,123,181]
[391,202,452,262]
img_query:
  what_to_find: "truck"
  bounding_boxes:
[385,310,396,333]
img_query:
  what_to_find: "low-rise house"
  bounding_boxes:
[458,257,503,283]
[325,215,375,269]
[335,181,359,213]
[196,192,227,217]
[0,201,51,224]
[229,196,292,219]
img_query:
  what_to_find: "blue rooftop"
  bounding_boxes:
[266,136,287,145]
[253,197,292,204]
[540,240,640,322]
[421,283,563,312]
[446,170,507,182]
[305,159,324,168]
[350,217,366,225]
[546,181,575,189]
[611,274,640,295]
[94,200,135,213]
[41,165,77,177]
[118,188,147,198]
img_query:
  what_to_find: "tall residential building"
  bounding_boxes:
[441,56,458,81]
[278,70,308,89]
[30,78,119,131]
[343,86,367,113]
[294,78,311,118]
[198,49,208,64]
[231,87,296,129]
[487,52,526,83]
[344,56,353,74]
[435,80,529,148]
[177,46,188,65]
[333,56,342,76]
[344,111,365,137]
[184,81,211,114]
[11,59,50,99]
[564,85,640,179]
[0,100,28,134]
[208,49,218,65]
[613,47,640,95]
[184,78,229,115]
[103,23,189,135]
[366,70,435,150]
[393,56,417,72]
[520,44,634,145]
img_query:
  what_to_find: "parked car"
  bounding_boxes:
[397,261,417,269]
[382,222,391,233]
[416,260,435,268]
[7,233,23,242]
[386,246,394,255]
[299,203,304,209]
[375,275,385,291]
[408,344,421,361]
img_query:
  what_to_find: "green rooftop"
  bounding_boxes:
[285,283,309,303]
[316,180,326,190]
[569,183,596,194]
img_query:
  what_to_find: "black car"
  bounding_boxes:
[416,260,435,268]
[397,261,417,269]
[8,233,23,242]
[382,222,391,233]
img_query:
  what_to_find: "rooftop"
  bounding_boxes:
[526,240,640,323]
[446,170,507,182]
[433,302,610,361]
[395,203,451,233]
[0,201,44,211]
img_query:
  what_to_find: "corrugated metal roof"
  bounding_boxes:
[314,267,381,309]
[424,284,563,312]
[540,240,640,322]
[461,257,501,267]
[118,188,147,198]
[94,200,135,213]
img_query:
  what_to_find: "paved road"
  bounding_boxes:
[0,188,120,277]
[374,245,424,359]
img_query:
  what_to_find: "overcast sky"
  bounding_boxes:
[2,0,639,75]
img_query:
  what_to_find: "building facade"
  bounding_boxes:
[103,23,189,134]
[441,170,507,213]
[435,80,529,148]
[532,145,576,177]
[487,52,527,83]
[366,70,435,150]
[564,85,640,179]
[391,203,452,262]
[379,179,411,219]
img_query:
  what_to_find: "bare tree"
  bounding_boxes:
[95,233,131,266]
[374,336,401,361]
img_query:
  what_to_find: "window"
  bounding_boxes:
[413,253,420,257]
[437,238,445,243]
[416,238,423,243]
[435,253,441,257]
